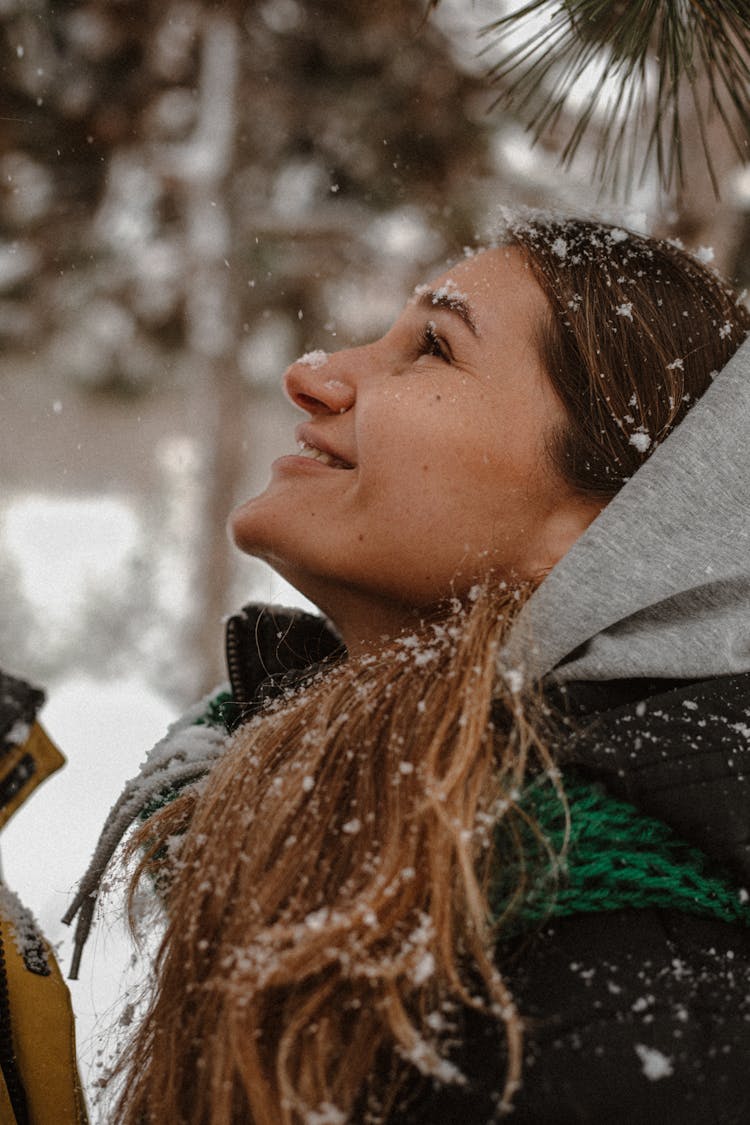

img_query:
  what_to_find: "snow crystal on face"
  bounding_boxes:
[551,237,567,260]
[608,228,629,243]
[719,322,733,340]
[615,302,634,320]
[628,429,651,453]
[695,245,715,264]
[666,358,684,371]
[298,349,328,368]
[342,817,361,835]
[634,1044,673,1080]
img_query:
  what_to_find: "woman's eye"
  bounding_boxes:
[417,323,451,363]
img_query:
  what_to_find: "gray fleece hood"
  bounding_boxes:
[503,334,750,685]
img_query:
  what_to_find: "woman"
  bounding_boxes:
[67,216,750,1123]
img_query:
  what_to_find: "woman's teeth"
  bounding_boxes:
[297,441,353,469]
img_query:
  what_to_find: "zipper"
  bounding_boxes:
[224,604,344,725]
[225,607,254,708]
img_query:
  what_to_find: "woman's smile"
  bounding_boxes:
[293,424,356,469]
[294,441,355,469]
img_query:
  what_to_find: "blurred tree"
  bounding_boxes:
[0,0,497,370]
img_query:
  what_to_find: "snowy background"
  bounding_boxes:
[0,0,748,1110]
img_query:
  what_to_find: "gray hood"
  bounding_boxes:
[503,335,750,684]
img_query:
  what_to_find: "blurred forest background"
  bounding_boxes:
[0,0,748,1103]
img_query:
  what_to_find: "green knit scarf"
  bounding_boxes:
[493,774,750,934]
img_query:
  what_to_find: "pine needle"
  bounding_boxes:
[428,0,750,196]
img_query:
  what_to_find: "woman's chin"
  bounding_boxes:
[228,492,273,554]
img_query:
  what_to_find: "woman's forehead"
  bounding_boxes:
[417,246,545,336]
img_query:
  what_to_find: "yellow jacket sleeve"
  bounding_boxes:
[0,914,87,1124]
[0,721,88,1124]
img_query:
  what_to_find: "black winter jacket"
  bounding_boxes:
[226,606,750,1125]
[405,673,750,1124]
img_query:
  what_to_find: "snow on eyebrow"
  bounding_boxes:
[412,281,479,335]
[413,279,468,304]
[297,349,328,368]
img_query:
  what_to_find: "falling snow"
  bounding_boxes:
[634,1044,674,1081]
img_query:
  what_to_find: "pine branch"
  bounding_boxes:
[429,0,750,195]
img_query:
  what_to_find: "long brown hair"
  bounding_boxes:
[113,218,749,1124]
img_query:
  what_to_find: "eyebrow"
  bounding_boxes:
[415,290,480,337]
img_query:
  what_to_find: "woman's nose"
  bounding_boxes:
[283,351,357,415]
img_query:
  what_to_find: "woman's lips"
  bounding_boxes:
[294,424,356,469]
[295,441,355,469]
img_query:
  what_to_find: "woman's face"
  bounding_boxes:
[231,248,601,647]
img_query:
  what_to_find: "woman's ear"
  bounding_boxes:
[533,493,606,577]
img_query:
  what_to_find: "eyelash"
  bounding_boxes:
[417,323,451,364]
